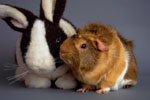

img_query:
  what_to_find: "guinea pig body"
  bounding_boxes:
[60,23,138,93]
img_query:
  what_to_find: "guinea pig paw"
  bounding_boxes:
[77,88,89,93]
[96,88,110,94]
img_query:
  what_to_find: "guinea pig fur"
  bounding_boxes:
[60,23,138,93]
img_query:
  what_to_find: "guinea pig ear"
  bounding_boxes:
[40,0,66,25]
[77,28,84,33]
[94,39,109,51]
[0,4,37,32]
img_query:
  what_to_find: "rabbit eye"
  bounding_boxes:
[81,43,87,49]
[56,37,61,44]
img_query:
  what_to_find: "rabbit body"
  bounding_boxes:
[0,0,77,89]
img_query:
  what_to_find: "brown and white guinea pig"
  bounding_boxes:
[60,23,138,93]
[0,0,77,89]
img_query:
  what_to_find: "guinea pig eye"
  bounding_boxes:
[80,43,87,49]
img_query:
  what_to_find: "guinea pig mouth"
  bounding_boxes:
[60,53,72,64]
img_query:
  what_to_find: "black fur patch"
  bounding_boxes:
[44,19,67,67]
[40,0,46,20]
[53,0,66,25]
[2,4,38,62]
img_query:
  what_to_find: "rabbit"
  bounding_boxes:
[0,0,77,89]
[60,23,138,93]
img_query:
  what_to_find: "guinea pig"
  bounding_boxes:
[60,23,138,93]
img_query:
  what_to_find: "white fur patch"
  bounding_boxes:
[59,19,76,37]
[121,79,132,87]
[42,0,56,22]
[112,51,129,90]
[25,73,51,88]
[25,20,56,74]
[103,88,111,92]
[0,5,28,28]
[55,73,77,89]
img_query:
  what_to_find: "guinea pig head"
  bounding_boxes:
[60,33,109,72]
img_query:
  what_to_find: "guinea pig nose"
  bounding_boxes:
[60,48,69,54]
[60,45,70,54]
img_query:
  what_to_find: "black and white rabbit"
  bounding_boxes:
[0,0,77,89]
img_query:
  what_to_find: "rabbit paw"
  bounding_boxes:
[51,64,69,80]
[25,73,51,88]
[55,73,77,89]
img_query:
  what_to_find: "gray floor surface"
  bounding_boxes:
[0,67,149,100]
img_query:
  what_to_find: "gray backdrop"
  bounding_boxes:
[0,0,149,100]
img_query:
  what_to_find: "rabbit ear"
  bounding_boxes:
[0,4,37,32]
[53,0,66,24]
[40,0,55,21]
[59,19,76,37]
[40,0,66,24]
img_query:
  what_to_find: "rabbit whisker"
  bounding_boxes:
[7,71,29,81]
[4,63,17,66]
[3,67,25,71]
[8,74,26,85]
[3,63,18,68]
[3,69,16,71]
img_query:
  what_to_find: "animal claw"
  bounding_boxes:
[96,88,110,94]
